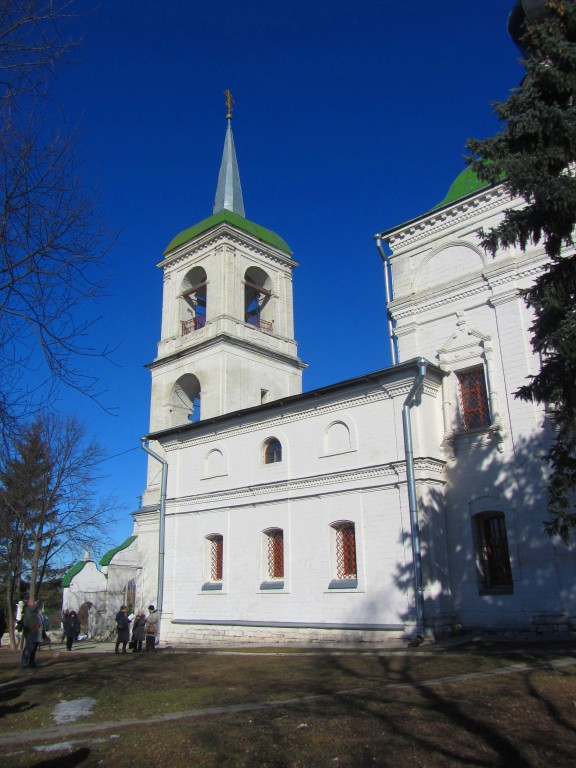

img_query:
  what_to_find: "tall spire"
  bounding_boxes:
[213,90,245,217]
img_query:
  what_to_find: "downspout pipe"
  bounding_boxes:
[140,438,167,617]
[402,357,427,640]
[375,235,399,366]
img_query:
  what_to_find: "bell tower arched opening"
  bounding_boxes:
[180,266,207,336]
[244,266,273,331]
[169,373,201,426]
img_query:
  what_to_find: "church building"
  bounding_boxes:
[62,108,576,643]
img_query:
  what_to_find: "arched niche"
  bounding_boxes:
[414,242,486,292]
[204,448,227,478]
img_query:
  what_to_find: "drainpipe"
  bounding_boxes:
[402,357,427,641]
[140,438,167,617]
[374,235,398,366]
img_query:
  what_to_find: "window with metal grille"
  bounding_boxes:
[474,513,513,591]
[263,438,282,464]
[334,522,357,580]
[208,535,223,581]
[457,366,490,430]
[265,528,284,579]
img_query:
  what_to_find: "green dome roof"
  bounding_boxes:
[432,166,490,210]
[164,209,292,256]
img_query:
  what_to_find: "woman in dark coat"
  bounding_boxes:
[115,605,131,654]
[131,611,146,652]
[63,610,80,651]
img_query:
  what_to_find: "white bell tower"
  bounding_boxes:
[146,98,304,440]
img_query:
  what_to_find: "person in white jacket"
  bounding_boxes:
[145,605,160,652]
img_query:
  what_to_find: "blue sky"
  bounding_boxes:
[47,0,525,556]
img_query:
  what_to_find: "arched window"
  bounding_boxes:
[263,438,282,464]
[244,266,273,332]
[473,512,513,593]
[181,266,207,335]
[169,374,201,426]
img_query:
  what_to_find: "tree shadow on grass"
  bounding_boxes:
[30,747,91,768]
[292,650,576,766]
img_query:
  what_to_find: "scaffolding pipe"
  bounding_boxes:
[402,357,427,640]
[140,438,167,617]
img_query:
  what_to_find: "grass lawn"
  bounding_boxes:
[0,641,575,767]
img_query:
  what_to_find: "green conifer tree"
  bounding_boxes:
[467,1,576,541]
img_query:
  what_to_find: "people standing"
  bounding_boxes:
[145,604,159,652]
[0,608,6,647]
[61,609,69,643]
[131,611,146,652]
[20,599,41,669]
[63,610,80,651]
[115,605,131,654]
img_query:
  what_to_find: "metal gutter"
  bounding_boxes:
[402,357,427,641]
[374,235,399,365]
[140,439,168,623]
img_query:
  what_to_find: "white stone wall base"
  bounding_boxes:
[161,624,409,646]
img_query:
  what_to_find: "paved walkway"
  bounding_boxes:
[1,652,575,750]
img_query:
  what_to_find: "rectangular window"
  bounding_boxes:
[266,529,284,579]
[210,535,223,582]
[475,513,513,592]
[335,523,357,580]
[457,366,490,430]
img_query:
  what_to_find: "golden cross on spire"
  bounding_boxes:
[224,89,234,120]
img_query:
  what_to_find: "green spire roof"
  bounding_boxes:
[164,208,292,256]
[99,535,137,566]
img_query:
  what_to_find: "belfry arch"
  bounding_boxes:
[168,373,201,426]
[244,266,273,330]
[180,266,207,335]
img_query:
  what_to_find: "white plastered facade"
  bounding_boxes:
[63,174,576,643]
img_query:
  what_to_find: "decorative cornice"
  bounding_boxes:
[147,329,303,372]
[165,457,446,511]
[391,280,487,320]
[162,388,394,449]
[386,186,511,251]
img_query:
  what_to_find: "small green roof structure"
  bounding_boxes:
[164,208,292,256]
[99,535,137,567]
[62,560,88,588]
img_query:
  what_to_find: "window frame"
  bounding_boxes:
[456,365,491,431]
[263,437,282,465]
[261,527,285,589]
[329,521,358,589]
[473,512,513,594]
[202,533,224,591]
